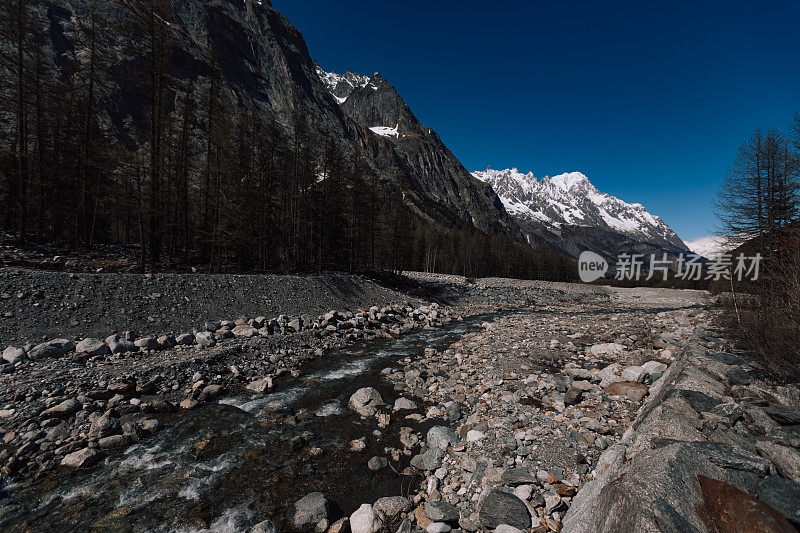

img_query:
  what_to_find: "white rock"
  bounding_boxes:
[350,504,380,533]
[495,526,524,533]
[466,430,485,442]
[620,365,643,382]
[589,343,625,356]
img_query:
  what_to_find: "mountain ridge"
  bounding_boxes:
[472,167,689,258]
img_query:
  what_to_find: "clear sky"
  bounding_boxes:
[273,0,800,241]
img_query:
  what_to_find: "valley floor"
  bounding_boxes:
[0,270,797,532]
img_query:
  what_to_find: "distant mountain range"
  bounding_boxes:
[472,167,689,260]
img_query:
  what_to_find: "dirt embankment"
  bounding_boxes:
[0,269,433,346]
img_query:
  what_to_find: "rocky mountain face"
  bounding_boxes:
[317,68,522,238]
[473,168,689,259]
[17,0,519,242]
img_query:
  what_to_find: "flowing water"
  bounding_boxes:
[9,313,499,532]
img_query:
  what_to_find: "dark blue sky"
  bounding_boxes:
[273,0,800,241]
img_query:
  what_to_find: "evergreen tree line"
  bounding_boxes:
[0,0,576,280]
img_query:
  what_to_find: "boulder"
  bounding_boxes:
[88,413,121,439]
[350,504,380,533]
[765,404,800,426]
[564,387,583,405]
[195,331,216,347]
[479,490,531,530]
[157,335,176,349]
[410,448,445,471]
[232,325,258,337]
[756,442,800,483]
[495,526,525,533]
[175,333,195,345]
[466,430,485,442]
[76,338,111,356]
[60,448,101,469]
[393,397,418,411]
[603,381,648,403]
[44,398,81,418]
[286,492,329,532]
[757,476,800,527]
[373,497,412,521]
[368,456,389,471]
[348,387,385,417]
[620,365,644,382]
[251,520,278,533]
[105,334,136,354]
[134,337,159,351]
[424,501,459,522]
[2,346,25,364]
[697,475,795,532]
[590,343,625,356]
[246,377,274,394]
[597,363,624,388]
[28,339,74,360]
[427,426,459,450]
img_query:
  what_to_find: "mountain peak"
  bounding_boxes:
[473,167,688,252]
[543,172,591,192]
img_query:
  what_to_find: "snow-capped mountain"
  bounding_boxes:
[315,66,379,104]
[313,66,525,240]
[473,168,689,254]
[686,236,727,258]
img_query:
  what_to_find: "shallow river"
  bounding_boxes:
[9,313,498,532]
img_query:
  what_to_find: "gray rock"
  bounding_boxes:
[424,501,459,522]
[765,404,800,426]
[88,413,121,439]
[479,490,531,530]
[427,426,459,450]
[286,492,329,532]
[251,519,278,533]
[2,346,25,364]
[410,448,446,471]
[501,467,537,485]
[134,337,160,350]
[709,401,743,425]
[494,526,525,533]
[756,476,800,527]
[60,447,101,469]
[195,331,216,347]
[76,338,110,356]
[175,333,195,345]
[426,523,451,533]
[98,434,129,449]
[348,387,385,417]
[757,441,800,482]
[43,398,81,418]
[28,339,74,360]
[105,334,136,354]
[246,377,274,394]
[368,456,389,471]
[232,325,258,337]
[393,397,418,411]
[373,496,412,521]
[564,387,583,406]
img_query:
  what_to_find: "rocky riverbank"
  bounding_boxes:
[2,270,798,533]
[281,292,709,533]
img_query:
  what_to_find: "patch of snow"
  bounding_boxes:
[369,124,400,138]
[686,235,727,258]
